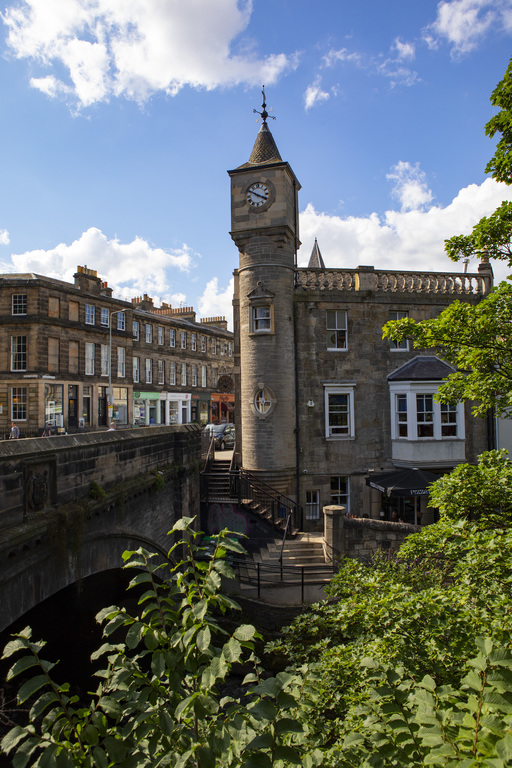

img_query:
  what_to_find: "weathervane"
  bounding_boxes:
[253,86,276,123]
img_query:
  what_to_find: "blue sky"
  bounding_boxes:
[1,0,512,328]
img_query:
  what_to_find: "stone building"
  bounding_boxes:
[0,266,234,436]
[229,99,492,530]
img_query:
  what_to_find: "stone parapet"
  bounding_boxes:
[296,267,490,296]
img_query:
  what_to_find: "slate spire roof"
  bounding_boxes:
[308,238,325,269]
[247,121,282,164]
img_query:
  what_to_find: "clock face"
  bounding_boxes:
[246,182,270,208]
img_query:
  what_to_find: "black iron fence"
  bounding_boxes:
[230,557,336,604]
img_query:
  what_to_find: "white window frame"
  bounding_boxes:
[389,310,409,351]
[201,335,207,353]
[85,304,95,325]
[228,342,233,357]
[133,356,140,383]
[158,359,165,384]
[251,305,272,333]
[191,333,197,351]
[305,490,320,521]
[117,312,126,331]
[85,342,95,375]
[181,363,187,386]
[181,332,187,350]
[101,344,109,377]
[146,359,152,384]
[324,385,355,439]
[201,365,207,388]
[212,338,217,355]
[117,347,126,378]
[11,386,27,420]
[170,361,176,386]
[192,364,197,387]
[11,335,27,371]
[158,326,164,346]
[389,381,465,442]
[145,324,152,344]
[133,320,140,341]
[12,294,27,315]
[170,329,176,348]
[100,307,109,327]
[330,476,350,511]
[326,309,347,351]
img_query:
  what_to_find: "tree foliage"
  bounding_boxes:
[1,518,321,768]
[384,56,512,418]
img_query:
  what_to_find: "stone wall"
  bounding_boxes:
[323,504,418,562]
[0,425,201,632]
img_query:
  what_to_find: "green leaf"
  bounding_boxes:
[274,745,303,764]
[197,626,211,653]
[17,675,49,704]
[242,754,273,768]
[1,726,28,754]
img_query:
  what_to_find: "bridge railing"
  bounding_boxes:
[230,557,336,604]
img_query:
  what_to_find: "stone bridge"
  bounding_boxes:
[0,425,201,633]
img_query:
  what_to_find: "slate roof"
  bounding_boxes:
[307,238,326,269]
[387,355,456,381]
[236,122,282,168]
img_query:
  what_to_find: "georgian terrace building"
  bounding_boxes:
[1,266,234,437]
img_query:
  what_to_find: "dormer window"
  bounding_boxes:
[248,282,275,335]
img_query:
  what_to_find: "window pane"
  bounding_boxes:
[441,402,458,436]
[328,393,349,435]
[11,387,27,420]
[12,295,27,315]
[85,304,95,324]
[417,394,434,437]
[389,311,408,349]
[11,336,27,371]
[330,476,349,508]
[326,310,347,349]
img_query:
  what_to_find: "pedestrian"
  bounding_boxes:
[9,422,20,439]
[107,422,116,431]
[42,422,52,437]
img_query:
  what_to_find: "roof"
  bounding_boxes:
[307,238,326,269]
[388,355,456,382]
[236,122,282,168]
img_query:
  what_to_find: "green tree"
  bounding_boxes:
[1,518,321,768]
[384,56,512,418]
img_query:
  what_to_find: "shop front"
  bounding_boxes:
[365,468,440,525]
[210,392,235,424]
[133,391,161,426]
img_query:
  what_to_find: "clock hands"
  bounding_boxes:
[250,190,268,200]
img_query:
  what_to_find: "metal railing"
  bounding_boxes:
[233,469,303,533]
[230,557,336,604]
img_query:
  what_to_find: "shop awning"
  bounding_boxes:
[366,468,440,497]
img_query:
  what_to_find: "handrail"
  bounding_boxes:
[279,511,293,564]
[236,469,304,533]
[230,556,336,604]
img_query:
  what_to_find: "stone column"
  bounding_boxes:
[323,504,345,563]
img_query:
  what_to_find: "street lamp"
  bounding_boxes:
[108,310,125,422]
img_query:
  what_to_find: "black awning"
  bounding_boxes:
[366,468,440,497]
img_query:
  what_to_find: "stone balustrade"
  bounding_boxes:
[296,265,491,296]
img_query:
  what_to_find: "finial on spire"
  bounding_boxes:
[253,86,276,123]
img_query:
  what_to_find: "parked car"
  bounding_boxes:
[204,423,235,451]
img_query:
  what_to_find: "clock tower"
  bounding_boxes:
[229,91,301,497]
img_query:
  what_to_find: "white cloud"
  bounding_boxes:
[5,226,194,298]
[298,178,512,284]
[393,38,415,60]
[2,0,297,107]
[198,276,234,330]
[387,161,434,211]
[424,0,509,55]
[322,44,418,88]
[304,77,330,111]
[323,48,362,67]
[0,229,10,245]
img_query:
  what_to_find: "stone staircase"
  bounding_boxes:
[207,458,232,502]
[253,533,326,568]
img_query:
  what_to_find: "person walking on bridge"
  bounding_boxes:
[9,422,20,439]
